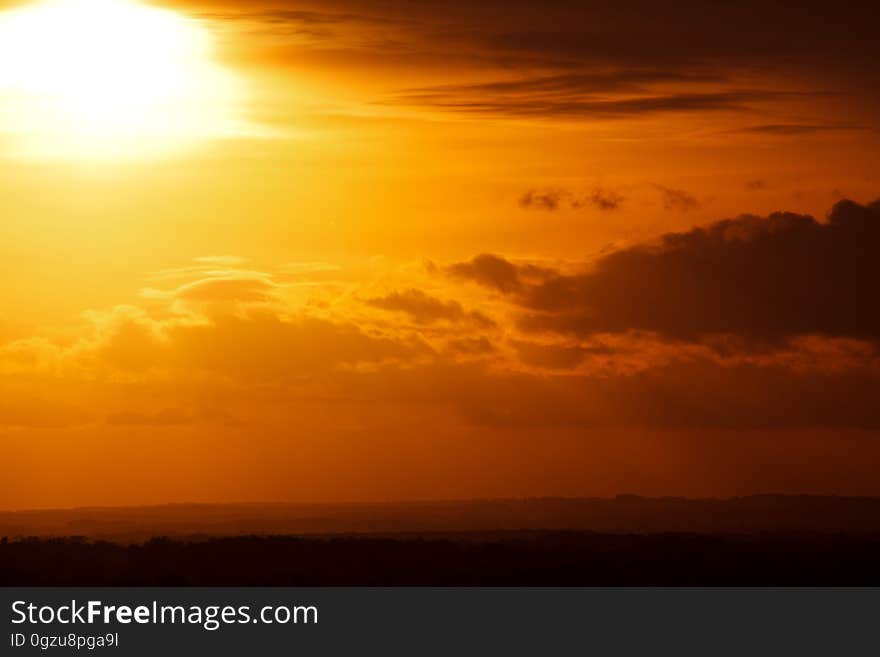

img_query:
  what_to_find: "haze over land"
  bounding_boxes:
[3,496,880,542]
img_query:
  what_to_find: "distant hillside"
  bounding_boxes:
[2,495,880,541]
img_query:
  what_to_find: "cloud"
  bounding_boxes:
[194,6,405,30]
[409,71,724,98]
[736,124,864,136]
[69,300,432,380]
[520,187,623,212]
[578,188,624,212]
[0,337,62,375]
[6,197,880,445]
[184,0,878,69]
[83,306,169,373]
[655,185,699,212]
[447,254,555,294]
[473,1,879,72]
[452,198,880,343]
[141,274,284,318]
[448,254,526,294]
[167,311,431,379]
[366,288,495,327]
[176,0,880,130]
[397,87,784,120]
[519,189,564,211]
[395,69,744,120]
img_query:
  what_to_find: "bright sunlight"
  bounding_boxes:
[0,0,248,159]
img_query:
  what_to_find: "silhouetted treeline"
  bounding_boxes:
[3,531,880,586]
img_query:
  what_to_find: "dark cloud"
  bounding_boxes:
[447,254,554,294]
[397,88,784,120]
[366,288,495,327]
[192,6,405,29]
[520,187,623,212]
[579,188,624,212]
[230,9,369,25]
[201,0,879,70]
[736,123,864,136]
[519,189,564,211]
[175,0,880,128]
[415,71,723,97]
[471,1,879,71]
[397,70,734,120]
[447,254,525,294]
[453,199,880,343]
[655,185,700,212]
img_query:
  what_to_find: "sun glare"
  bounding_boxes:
[0,0,248,159]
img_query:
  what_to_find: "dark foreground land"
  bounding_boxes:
[3,531,880,586]
[3,496,880,585]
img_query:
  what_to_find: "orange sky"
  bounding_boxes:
[2,0,880,509]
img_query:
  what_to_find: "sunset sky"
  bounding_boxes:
[2,0,880,510]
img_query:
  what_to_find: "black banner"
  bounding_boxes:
[2,588,877,655]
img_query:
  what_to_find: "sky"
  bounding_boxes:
[2,0,880,509]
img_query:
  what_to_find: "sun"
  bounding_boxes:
[0,0,248,159]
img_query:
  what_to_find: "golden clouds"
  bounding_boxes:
[4,199,880,445]
[4,205,880,507]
